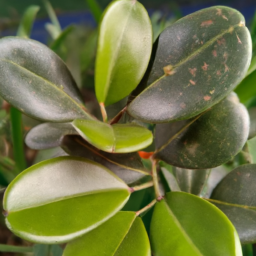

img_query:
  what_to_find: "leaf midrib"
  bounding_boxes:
[0,59,91,119]
[207,198,256,210]
[6,188,128,214]
[134,23,243,98]
[163,200,204,256]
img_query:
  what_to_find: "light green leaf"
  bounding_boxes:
[63,212,150,256]
[0,244,33,253]
[72,119,153,153]
[95,0,152,106]
[128,6,252,123]
[3,156,130,243]
[17,5,40,38]
[150,192,242,256]
[0,37,92,122]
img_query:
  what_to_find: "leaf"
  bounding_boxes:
[247,137,256,163]
[17,5,40,38]
[63,212,151,256]
[25,122,78,150]
[95,0,153,106]
[51,245,63,256]
[3,156,130,243]
[235,70,256,103]
[0,244,33,253]
[173,167,211,195]
[61,135,149,185]
[86,0,103,24]
[248,107,256,138]
[50,25,74,52]
[0,37,92,122]
[154,93,249,169]
[160,167,181,192]
[127,6,252,123]
[211,164,256,243]
[33,244,50,256]
[72,119,153,153]
[150,192,242,256]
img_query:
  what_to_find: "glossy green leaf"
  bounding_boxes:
[247,137,256,163]
[154,93,249,169]
[173,167,211,195]
[128,6,252,123]
[95,0,153,106]
[0,37,92,122]
[63,212,151,256]
[61,135,149,185]
[235,70,256,103]
[25,122,78,150]
[72,119,153,153]
[211,164,256,243]
[17,5,40,38]
[150,192,242,256]
[161,167,181,192]
[3,156,130,243]
[86,0,102,24]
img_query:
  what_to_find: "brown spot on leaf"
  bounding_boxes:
[217,38,226,46]
[224,64,229,72]
[216,8,222,15]
[210,89,215,94]
[189,80,196,85]
[180,103,186,109]
[236,33,242,44]
[204,95,211,101]
[163,65,176,76]
[223,52,228,62]
[228,26,234,33]
[177,35,181,40]
[239,21,245,27]
[212,50,217,57]
[222,15,228,20]
[201,20,213,27]
[180,92,183,96]
[216,70,221,76]
[202,62,209,71]
[189,68,197,77]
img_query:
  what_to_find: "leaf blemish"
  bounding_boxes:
[212,50,217,57]
[204,95,211,101]
[216,8,222,16]
[216,70,221,76]
[189,79,196,85]
[217,38,226,46]
[236,33,242,44]
[189,68,197,76]
[224,64,229,72]
[222,15,228,20]
[200,20,213,27]
[180,103,186,109]
[202,62,209,71]
[163,65,176,76]
[210,89,215,94]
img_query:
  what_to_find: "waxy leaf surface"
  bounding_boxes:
[72,119,153,153]
[63,212,151,256]
[95,0,152,105]
[3,156,130,243]
[128,6,252,123]
[25,122,78,150]
[61,135,149,185]
[211,164,256,243]
[154,93,249,169]
[173,167,211,195]
[0,37,91,122]
[150,192,242,256]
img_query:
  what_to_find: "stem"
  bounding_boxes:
[86,0,102,24]
[99,103,108,123]
[136,199,157,216]
[130,180,154,192]
[109,106,127,125]
[0,244,33,253]
[152,159,162,200]
[10,107,26,172]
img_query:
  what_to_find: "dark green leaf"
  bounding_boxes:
[51,245,63,256]
[95,0,153,105]
[3,156,130,243]
[0,37,92,122]
[173,167,211,195]
[150,192,242,256]
[17,5,40,38]
[61,135,149,185]
[248,107,256,138]
[63,212,151,256]
[211,164,256,243]
[50,25,74,52]
[25,122,78,150]
[247,137,256,163]
[33,244,50,256]
[128,6,252,123]
[235,70,256,103]
[72,119,153,153]
[154,93,249,169]
[86,0,102,24]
